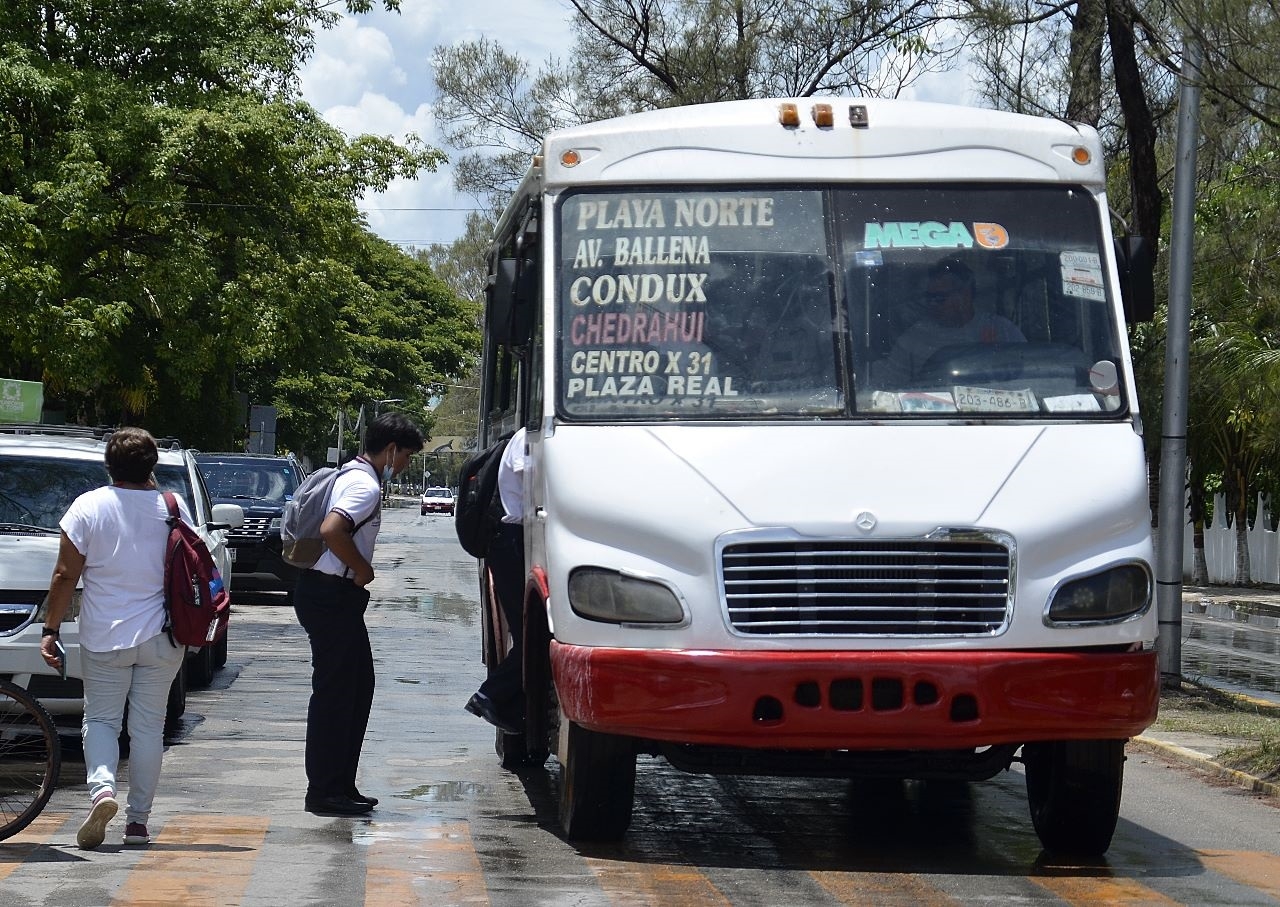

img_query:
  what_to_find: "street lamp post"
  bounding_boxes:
[361,398,404,453]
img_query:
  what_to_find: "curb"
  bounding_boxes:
[1131,736,1280,800]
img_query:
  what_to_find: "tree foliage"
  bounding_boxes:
[0,0,477,459]
[434,0,957,204]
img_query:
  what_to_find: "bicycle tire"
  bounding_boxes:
[0,678,62,841]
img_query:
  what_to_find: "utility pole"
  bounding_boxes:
[1156,36,1202,688]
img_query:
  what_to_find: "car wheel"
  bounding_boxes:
[186,643,214,688]
[557,716,636,841]
[212,632,228,669]
[1023,739,1125,855]
[165,664,186,727]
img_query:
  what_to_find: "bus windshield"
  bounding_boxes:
[556,185,1126,420]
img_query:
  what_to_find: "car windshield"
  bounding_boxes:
[0,457,107,530]
[199,461,299,502]
[425,487,451,497]
[0,458,193,531]
[556,184,1126,420]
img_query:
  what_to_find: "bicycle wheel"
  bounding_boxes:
[0,678,62,841]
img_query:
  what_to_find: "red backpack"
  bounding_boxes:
[162,492,230,647]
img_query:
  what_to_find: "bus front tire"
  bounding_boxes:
[1023,739,1125,856]
[558,719,636,841]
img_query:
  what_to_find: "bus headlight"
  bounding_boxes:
[568,568,685,624]
[1046,564,1151,624]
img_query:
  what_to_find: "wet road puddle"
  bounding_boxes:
[403,780,489,802]
[1182,602,1280,693]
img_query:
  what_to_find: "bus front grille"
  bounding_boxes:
[722,539,1011,636]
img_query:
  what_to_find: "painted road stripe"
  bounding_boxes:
[0,812,70,881]
[586,858,731,906]
[1031,875,1180,905]
[364,820,489,905]
[110,815,269,906]
[1198,850,1280,901]
[810,870,960,906]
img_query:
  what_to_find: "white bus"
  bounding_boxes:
[474,97,1158,855]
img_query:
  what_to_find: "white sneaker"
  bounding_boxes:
[77,793,118,849]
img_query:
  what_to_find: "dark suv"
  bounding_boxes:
[195,453,306,602]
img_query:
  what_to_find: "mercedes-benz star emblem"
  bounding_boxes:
[855,511,877,531]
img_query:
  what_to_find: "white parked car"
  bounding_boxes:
[0,426,243,727]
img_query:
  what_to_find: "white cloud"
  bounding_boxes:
[300,2,982,251]
[300,17,405,111]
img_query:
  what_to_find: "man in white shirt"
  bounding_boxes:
[874,257,1025,386]
[295,412,423,817]
[465,427,527,734]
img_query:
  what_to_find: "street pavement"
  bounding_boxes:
[1133,584,1280,799]
[3,510,1278,905]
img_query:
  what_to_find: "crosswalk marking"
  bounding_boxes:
[810,869,961,905]
[1030,874,1181,905]
[1197,849,1280,901]
[586,858,732,905]
[364,820,489,905]
[5,806,1280,904]
[109,815,269,906]
[0,811,70,882]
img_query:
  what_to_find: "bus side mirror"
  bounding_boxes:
[486,258,519,343]
[510,258,537,345]
[1115,235,1155,323]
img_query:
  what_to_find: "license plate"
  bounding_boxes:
[953,385,1038,413]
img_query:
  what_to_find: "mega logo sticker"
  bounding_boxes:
[973,222,1009,249]
[863,221,1011,251]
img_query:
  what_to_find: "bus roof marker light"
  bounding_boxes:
[812,103,834,128]
[561,149,581,167]
[849,105,869,128]
[1072,146,1092,165]
[778,103,800,128]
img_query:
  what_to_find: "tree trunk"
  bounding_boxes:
[1066,0,1105,125]
[1233,470,1252,585]
[1106,0,1163,245]
[1191,520,1209,584]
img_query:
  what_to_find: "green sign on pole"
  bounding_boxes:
[0,378,43,423]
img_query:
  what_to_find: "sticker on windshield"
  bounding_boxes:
[1060,251,1105,301]
[953,386,1038,413]
[862,221,1009,251]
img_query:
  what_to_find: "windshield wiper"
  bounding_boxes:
[0,523,59,535]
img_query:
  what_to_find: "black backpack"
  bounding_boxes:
[454,434,512,558]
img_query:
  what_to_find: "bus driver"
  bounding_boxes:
[873,257,1024,386]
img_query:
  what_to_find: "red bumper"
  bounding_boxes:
[550,643,1159,750]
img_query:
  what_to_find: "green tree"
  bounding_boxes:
[433,0,955,204]
[0,0,470,458]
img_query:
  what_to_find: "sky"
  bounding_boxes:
[298,0,975,253]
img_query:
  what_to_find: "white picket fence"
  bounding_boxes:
[1180,493,1280,584]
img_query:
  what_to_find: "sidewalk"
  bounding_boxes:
[1130,584,1280,800]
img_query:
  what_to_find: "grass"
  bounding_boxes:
[1154,681,1280,782]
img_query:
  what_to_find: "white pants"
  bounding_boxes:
[81,633,185,826]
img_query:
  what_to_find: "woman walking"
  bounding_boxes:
[39,427,189,849]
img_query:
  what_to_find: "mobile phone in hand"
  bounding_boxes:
[54,640,67,680]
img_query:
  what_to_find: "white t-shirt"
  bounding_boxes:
[311,458,382,576]
[874,312,1026,385]
[60,487,194,652]
[497,428,527,524]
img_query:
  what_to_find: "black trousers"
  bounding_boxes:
[479,522,525,709]
[294,569,374,798]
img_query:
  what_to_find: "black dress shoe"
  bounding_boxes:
[304,794,373,817]
[465,692,522,734]
[349,789,379,808]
